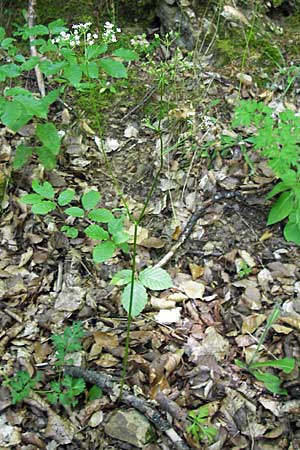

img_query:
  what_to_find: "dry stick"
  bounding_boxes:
[28,0,45,97]
[154,198,213,268]
[64,366,192,450]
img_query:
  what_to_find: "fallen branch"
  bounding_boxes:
[28,0,45,97]
[64,365,192,450]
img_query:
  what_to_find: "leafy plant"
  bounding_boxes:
[235,304,296,395]
[111,266,173,317]
[233,99,300,244]
[186,405,218,444]
[237,261,252,278]
[21,180,130,263]
[3,322,102,407]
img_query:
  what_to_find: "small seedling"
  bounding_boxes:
[235,304,296,395]
[3,322,102,407]
[237,261,252,278]
[21,180,130,263]
[186,405,218,444]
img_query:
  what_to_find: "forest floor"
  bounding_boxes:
[1,5,300,450]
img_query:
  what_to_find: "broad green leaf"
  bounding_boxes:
[284,217,300,244]
[61,225,78,238]
[63,62,82,86]
[58,189,76,206]
[93,241,115,263]
[88,385,103,401]
[0,63,21,80]
[1,100,31,131]
[121,281,147,317]
[108,216,124,233]
[40,88,61,109]
[35,146,57,169]
[86,43,107,59]
[111,269,132,286]
[267,191,294,225]
[23,24,49,38]
[0,26,5,41]
[32,179,55,199]
[139,267,173,290]
[39,60,65,76]
[64,207,84,218]
[249,357,295,374]
[32,201,56,215]
[88,208,114,223]
[48,19,67,35]
[36,123,61,154]
[98,58,127,78]
[86,61,99,78]
[112,230,130,244]
[21,193,43,204]
[13,144,33,169]
[5,87,33,96]
[112,48,139,61]
[84,224,109,241]
[266,182,289,200]
[21,56,41,71]
[81,190,101,210]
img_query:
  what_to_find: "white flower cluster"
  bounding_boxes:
[50,22,97,47]
[102,21,121,44]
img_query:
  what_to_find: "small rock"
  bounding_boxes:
[237,73,252,87]
[124,124,139,138]
[104,409,155,448]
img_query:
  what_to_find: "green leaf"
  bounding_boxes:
[267,191,294,225]
[266,181,289,200]
[35,146,57,169]
[121,281,148,317]
[86,43,107,59]
[21,56,41,71]
[252,370,287,395]
[0,63,21,80]
[23,24,49,38]
[87,61,99,78]
[284,216,300,244]
[88,208,114,223]
[64,207,84,218]
[58,189,76,206]
[234,359,247,369]
[62,375,85,396]
[93,241,115,263]
[111,269,132,286]
[112,230,130,244]
[13,144,33,169]
[32,201,56,215]
[39,60,65,76]
[48,19,67,35]
[81,190,101,210]
[112,48,139,61]
[99,58,127,78]
[107,216,124,233]
[36,123,61,154]
[88,385,103,401]
[0,26,5,41]
[139,267,173,290]
[249,357,295,374]
[32,179,55,199]
[63,62,82,86]
[84,224,109,241]
[1,100,31,131]
[61,225,79,238]
[21,193,43,204]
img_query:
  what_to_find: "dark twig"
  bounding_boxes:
[64,365,191,450]
[121,86,156,120]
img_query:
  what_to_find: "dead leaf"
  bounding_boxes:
[242,314,267,334]
[150,296,176,309]
[154,307,181,324]
[189,263,204,280]
[185,328,230,363]
[93,331,118,349]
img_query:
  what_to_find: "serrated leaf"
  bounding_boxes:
[81,190,101,210]
[13,144,33,169]
[64,206,84,217]
[98,58,127,78]
[112,48,139,61]
[86,43,107,59]
[63,62,82,86]
[21,193,43,204]
[58,189,75,206]
[121,281,147,317]
[88,208,114,223]
[32,179,55,199]
[139,267,173,290]
[112,230,130,244]
[111,269,132,286]
[93,241,115,263]
[32,201,56,215]
[36,122,61,154]
[84,224,109,241]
